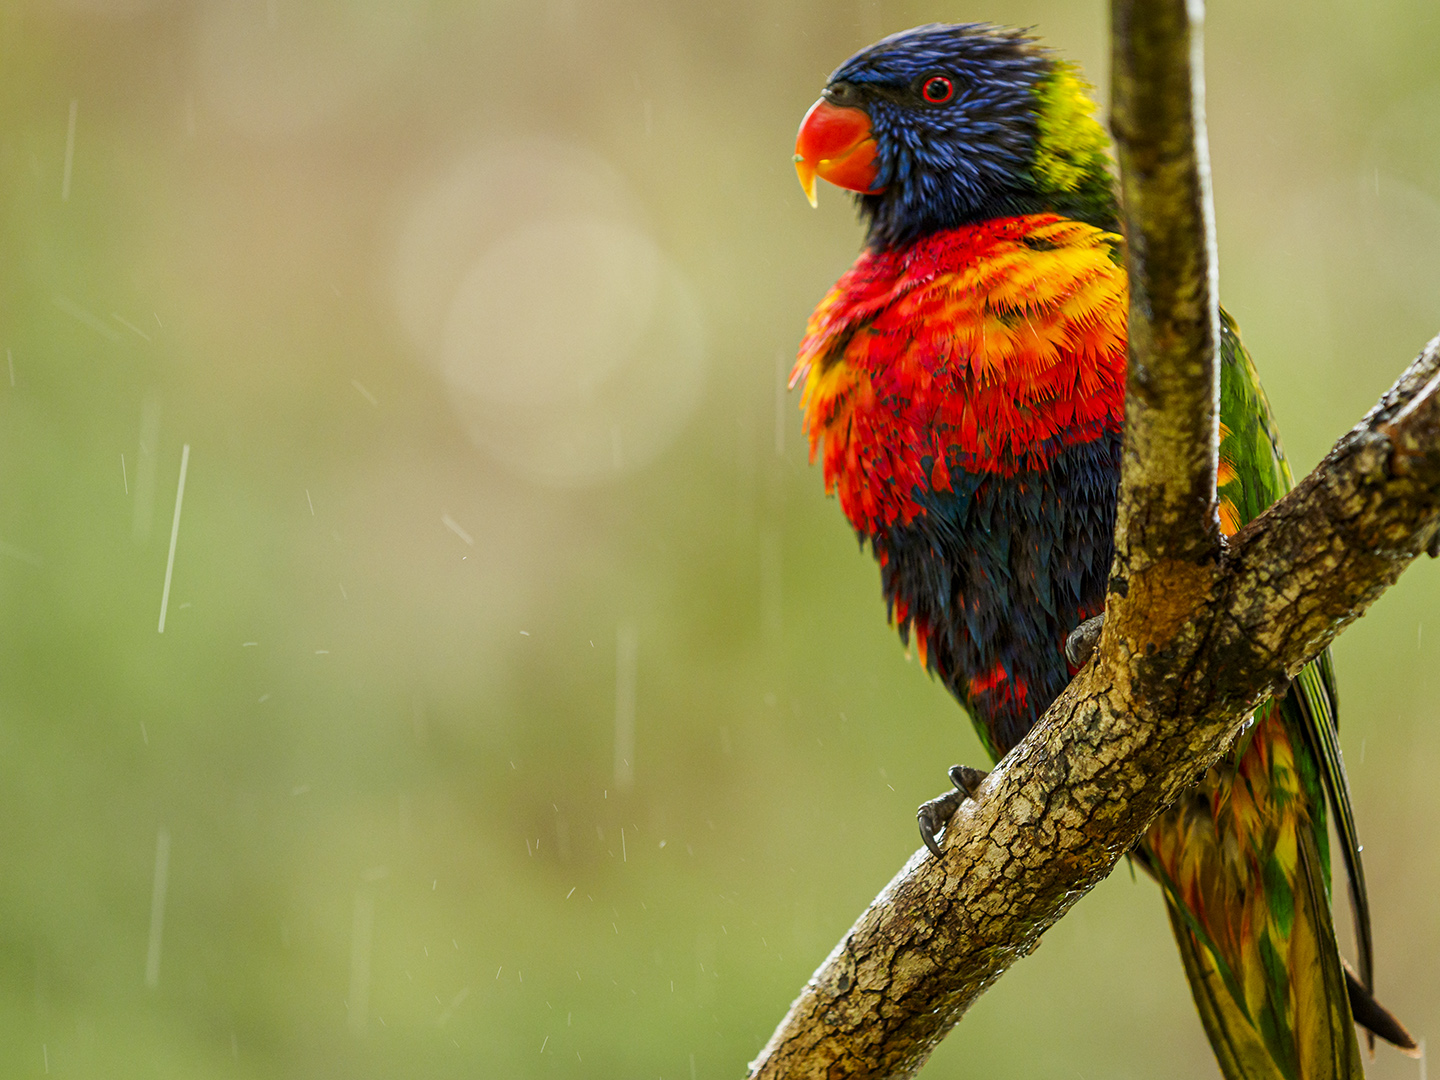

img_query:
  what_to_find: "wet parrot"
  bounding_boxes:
[789,23,1416,1080]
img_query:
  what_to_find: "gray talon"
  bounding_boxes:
[1065,613,1107,667]
[948,764,988,798]
[917,790,963,857]
[917,765,992,857]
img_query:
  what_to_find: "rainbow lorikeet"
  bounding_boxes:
[790,24,1416,1080]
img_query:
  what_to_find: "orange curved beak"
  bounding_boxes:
[794,98,882,207]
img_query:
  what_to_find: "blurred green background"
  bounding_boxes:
[2,0,1438,1076]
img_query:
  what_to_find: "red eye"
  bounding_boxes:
[921,76,954,104]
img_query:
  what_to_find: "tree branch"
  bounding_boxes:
[1110,0,1221,571]
[747,340,1440,1080]
[1222,338,1440,677]
[747,1,1440,1075]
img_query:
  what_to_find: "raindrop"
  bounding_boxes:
[132,395,162,544]
[395,141,704,485]
[615,623,637,791]
[144,827,170,988]
[441,513,474,546]
[156,444,190,633]
[61,100,77,202]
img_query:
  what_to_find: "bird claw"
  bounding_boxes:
[917,792,961,858]
[1065,613,1107,667]
[917,765,990,857]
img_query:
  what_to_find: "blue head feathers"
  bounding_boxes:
[824,24,1116,249]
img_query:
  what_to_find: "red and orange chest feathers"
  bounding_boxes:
[792,214,1129,535]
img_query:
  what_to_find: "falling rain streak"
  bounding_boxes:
[52,294,120,342]
[774,353,787,457]
[111,311,151,342]
[133,396,161,543]
[145,828,170,988]
[349,889,375,1035]
[615,622,637,791]
[157,445,190,633]
[437,986,469,1026]
[62,100,77,201]
[441,513,474,546]
[761,526,783,641]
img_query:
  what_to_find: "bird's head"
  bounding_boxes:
[794,24,1116,249]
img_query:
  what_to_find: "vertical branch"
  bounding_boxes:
[1109,0,1221,581]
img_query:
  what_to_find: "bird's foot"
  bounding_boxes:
[1065,613,1107,667]
[917,765,989,857]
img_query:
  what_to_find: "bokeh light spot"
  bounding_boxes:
[394,141,705,485]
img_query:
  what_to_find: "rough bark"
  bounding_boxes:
[1110,0,1222,573]
[747,0,1440,1076]
[746,339,1440,1080]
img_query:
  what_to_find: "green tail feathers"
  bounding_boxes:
[1136,313,1414,1078]
[1151,777,1363,1080]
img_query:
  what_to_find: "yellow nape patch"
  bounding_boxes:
[1033,63,1110,194]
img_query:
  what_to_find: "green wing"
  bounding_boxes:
[1217,310,1372,995]
[1136,311,1376,1080]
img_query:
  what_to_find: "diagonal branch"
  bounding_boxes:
[1222,338,1440,676]
[746,337,1440,1080]
[747,0,1440,1076]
